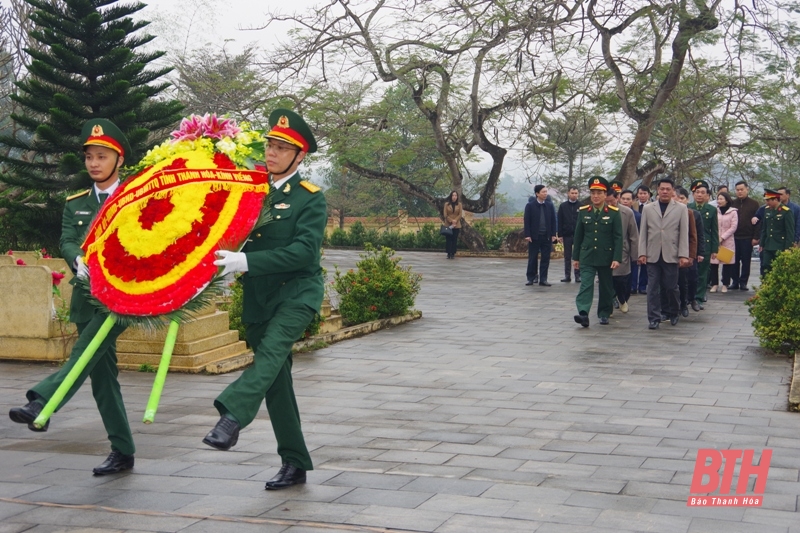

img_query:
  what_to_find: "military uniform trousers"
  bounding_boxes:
[761,249,784,275]
[696,255,711,301]
[214,300,315,471]
[29,312,133,455]
[576,264,615,318]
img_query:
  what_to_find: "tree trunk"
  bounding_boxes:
[457,219,487,252]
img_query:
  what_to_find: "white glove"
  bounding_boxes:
[75,256,89,279]
[214,250,248,277]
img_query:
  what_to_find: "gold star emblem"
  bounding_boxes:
[277,115,290,128]
[91,124,104,137]
[283,183,291,194]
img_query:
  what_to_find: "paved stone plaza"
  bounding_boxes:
[0,249,797,533]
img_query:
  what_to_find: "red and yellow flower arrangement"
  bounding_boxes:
[81,115,269,317]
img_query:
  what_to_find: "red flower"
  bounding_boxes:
[213,152,237,170]
[16,259,25,265]
[388,291,393,296]
[51,271,65,285]
[370,305,377,311]
[6,250,12,255]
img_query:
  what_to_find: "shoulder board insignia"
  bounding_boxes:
[608,205,619,211]
[66,189,91,201]
[782,205,790,211]
[579,204,591,210]
[299,180,320,193]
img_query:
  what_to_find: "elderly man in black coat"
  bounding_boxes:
[524,184,558,286]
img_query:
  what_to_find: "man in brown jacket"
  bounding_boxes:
[730,180,760,290]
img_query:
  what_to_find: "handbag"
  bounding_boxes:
[439,225,453,236]
[716,245,735,264]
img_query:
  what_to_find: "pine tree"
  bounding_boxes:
[0,0,182,251]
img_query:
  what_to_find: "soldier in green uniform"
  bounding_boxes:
[203,109,326,490]
[688,180,719,307]
[572,176,623,327]
[759,189,795,274]
[8,119,136,476]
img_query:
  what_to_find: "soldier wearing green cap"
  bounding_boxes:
[572,176,623,327]
[8,118,136,476]
[204,108,327,490]
[759,189,795,274]
[688,179,718,306]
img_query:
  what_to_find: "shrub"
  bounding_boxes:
[363,227,381,247]
[218,276,245,341]
[397,231,417,249]
[415,222,445,248]
[329,227,349,246]
[471,220,516,250]
[746,248,800,352]
[347,221,366,246]
[379,229,402,250]
[332,244,422,325]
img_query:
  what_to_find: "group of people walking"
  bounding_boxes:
[516,176,797,329]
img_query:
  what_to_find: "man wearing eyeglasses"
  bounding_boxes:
[203,109,327,491]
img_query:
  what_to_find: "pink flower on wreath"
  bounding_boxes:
[6,250,12,255]
[171,114,241,142]
[51,271,65,286]
[16,259,25,265]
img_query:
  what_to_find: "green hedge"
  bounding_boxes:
[746,247,800,353]
[324,221,517,250]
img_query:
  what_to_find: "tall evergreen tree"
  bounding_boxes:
[0,0,182,251]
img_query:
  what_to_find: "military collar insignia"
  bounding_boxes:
[275,203,290,209]
[283,183,291,194]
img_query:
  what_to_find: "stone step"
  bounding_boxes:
[321,300,332,318]
[118,311,231,343]
[0,336,76,362]
[204,351,254,374]
[117,340,249,373]
[319,314,342,334]
[117,330,240,356]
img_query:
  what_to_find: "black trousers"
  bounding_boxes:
[445,228,460,257]
[647,259,679,322]
[526,237,552,282]
[612,273,631,304]
[561,236,579,280]
[733,238,753,287]
[678,263,699,308]
[709,263,736,286]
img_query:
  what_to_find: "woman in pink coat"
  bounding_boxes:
[710,191,738,293]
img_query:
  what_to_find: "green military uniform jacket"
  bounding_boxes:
[240,172,327,323]
[60,188,102,323]
[761,204,795,251]
[572,203,623,266]
[688,202,719,255]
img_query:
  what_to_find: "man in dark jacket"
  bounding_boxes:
[524,184,558,286]
[730,180,760,290]
[557,186,581,282]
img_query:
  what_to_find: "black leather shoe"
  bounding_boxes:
[574,314,589,328]
[648,320,660,330]
[574,277,581,283]
[690,300,700,312]
[561,278,571,282]
[599,317,609,325]
[539,281,552,287]
[265,464,306,490]
[525,280,534,286]
[202,416,240,451]
[740,286,749,291]
[9,401,48,432]
[697,301,705,310]
[729,284,739,290]
[93,450,134,476]
[660,313,668,322]
[681,307,689,317]
[670,315,679,326]
[638,289,648,295]
[532,276,538,284]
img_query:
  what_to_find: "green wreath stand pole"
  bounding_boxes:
[142,319,180,424]
[33,314,117,429]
